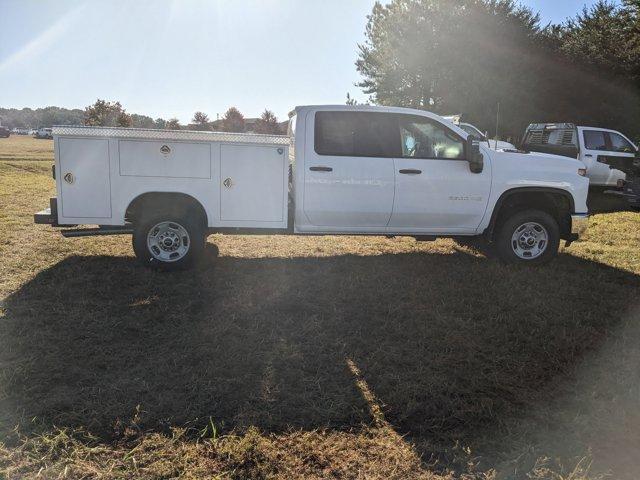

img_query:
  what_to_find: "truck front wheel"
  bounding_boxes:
[495,209,560,265]
[132,214,205,270]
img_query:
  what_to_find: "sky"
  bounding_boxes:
[0,0,619,123]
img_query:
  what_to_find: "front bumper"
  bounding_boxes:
[604,178,640,208]
[571,213,589,237]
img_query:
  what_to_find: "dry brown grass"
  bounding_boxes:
[0,137,639,479]
[0,135,54,162]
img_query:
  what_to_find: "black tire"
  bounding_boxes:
[495,209,560,265]
[132,213,205,270]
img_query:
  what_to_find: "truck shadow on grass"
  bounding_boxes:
[1,249,639,463]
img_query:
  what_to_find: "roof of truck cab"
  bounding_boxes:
[296,104,442,116]
[294,105,469,137]
[577,125,627,133]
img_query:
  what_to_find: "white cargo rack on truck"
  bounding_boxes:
[35,105,590,269]
[39,125,290,227]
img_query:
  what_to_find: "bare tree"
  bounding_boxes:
[192,111,210,131]
[165,118,181,130]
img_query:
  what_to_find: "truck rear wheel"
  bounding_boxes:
[495,209,560,265]
[132,214,205,270]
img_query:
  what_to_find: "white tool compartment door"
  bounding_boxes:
[59,138,111,218]
[220,144,286,225]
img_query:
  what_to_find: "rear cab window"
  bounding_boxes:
[314,111,400,158]
[583,130,608,151]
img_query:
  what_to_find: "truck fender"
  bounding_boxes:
[485,187,575,240]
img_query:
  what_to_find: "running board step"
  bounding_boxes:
[61,227,133,238]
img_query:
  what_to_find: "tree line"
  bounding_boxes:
[3,0,636,141]
[0,101,285,135]
[356,0,640,142]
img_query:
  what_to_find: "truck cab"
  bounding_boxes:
[35,105,589,269]
[522,123,638,187]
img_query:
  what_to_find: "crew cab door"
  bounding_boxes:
[302,111,397,228]
[578,128,634,186]
[388,114,491,233]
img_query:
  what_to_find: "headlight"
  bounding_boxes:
[578,168,587,177]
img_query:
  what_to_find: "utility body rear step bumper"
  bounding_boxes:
[34,198,59,226]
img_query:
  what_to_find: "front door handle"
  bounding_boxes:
[310,166,333,172]
[399,169,422,175]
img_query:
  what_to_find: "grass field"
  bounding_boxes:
[1,134,639,479]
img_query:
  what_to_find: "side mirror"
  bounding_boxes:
[466,136,484,174]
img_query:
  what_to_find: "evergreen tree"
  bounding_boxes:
[84,99,132,127]
[221,107,245,133]
[253,109,280,134]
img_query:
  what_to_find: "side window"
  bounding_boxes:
[398,115,465,159]
[314,111,400,157]
[583,130,608,151]
[609,132,636,153]
[314,112,354,156]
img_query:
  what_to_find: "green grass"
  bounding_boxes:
[0,138,639,479]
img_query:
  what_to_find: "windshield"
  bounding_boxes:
[459,123,486,141]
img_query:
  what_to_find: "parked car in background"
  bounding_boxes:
[443,115,516,150]
[35,127,53,139]
[0,126,10,138]
[35,105,589,268]
[522,123,637,187]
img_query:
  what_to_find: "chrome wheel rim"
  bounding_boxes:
[146,221,190,262]
[510,222,548,260]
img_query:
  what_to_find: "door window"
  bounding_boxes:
[398,115,465,159]
[609,132,636,153]
[583,130,608,151]
[314,111,400,157]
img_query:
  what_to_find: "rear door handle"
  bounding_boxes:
[399,169,422,175]
[309,166,333,172]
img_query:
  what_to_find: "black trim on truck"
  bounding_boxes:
[485,187,577,241]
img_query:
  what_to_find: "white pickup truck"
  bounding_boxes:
[443,115,516,151]
[522,123,638,187]
[34,105,589,269]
